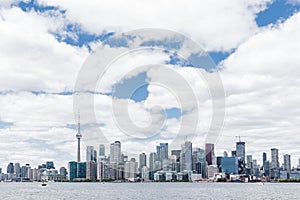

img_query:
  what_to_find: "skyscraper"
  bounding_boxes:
[171,150,181,162]
[68,161,77,181]
[283,154,291,179]
[124,158,138,179]
[149,152,158,180]
[46,161,55,169]
[99,144,105,157]
[14,162,21,178]
[86,160,97,180]
[7,163,14,174]
[246,155,253,170]
[270,148,279,169]
[76,112,82,163]
[180,141,192,171]
[263,152,267,166]
[110,141,121,164]
[236,142,245,161]
[139,153,147,170]
[205,143,214,166]
[86,146,94,162]
[156,143,168,164]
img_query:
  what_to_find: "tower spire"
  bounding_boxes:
[76,110,82,162]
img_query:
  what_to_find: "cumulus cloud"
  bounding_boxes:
[38,0,272,51]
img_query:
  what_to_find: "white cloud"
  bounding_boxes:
[38,0,272,51]
[0,7,89,93]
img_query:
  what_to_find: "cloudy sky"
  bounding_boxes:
[1,0,300,170]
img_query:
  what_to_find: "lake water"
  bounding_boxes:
[0,182,299,199]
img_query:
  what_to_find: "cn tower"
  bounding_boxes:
[76,112,82,162]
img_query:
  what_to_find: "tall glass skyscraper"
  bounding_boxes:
[110,141,121,164]
[156,143,168,163]
[139,153,147,170]
[180,141,192,171]
[236,142,245,161]
[205,143,214,166]
[271,148,279,169]
[86,146,94,162]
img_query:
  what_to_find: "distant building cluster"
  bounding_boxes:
[67,139,300,182]
[0,161,67,182]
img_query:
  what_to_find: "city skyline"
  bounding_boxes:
[1,0,300,174]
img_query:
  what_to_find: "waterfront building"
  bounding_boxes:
[270,148,279,179]
[205,143,215,166]
[180,141,192,171]
[207,165,218,179]
[110,141,121,164]
[149,152,158,180]
[221,157,238,175]
[171,150,181,162]
[283,154,291,179]
[139,153,147,171]
[86,160,97,180]
[124,158,137,179]
[7,162,14,174]
[157,143,169,165]
[14,162,21,178]
[68,161,77,181]
[86,146,94,162]
[46,161,55,169]
[236,142,245,161]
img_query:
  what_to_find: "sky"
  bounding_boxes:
[1,0,300,170]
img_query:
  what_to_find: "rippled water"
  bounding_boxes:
[0,182,299,199]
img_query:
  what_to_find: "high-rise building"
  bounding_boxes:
[171,150,181,162]
[221,157,238,175]
[124,158,137,179]
[110,141,121,164]
[263,152,267,165]
[93,150,97,162]
[86,146,94,162]
[180,141,192,171]
[7,163,14,174]
[236,142,245,161]
[68,161,77,181]
[99,144,105,157]
[157,143,168,164]
[149,152,158,180]
[270,148,279,169]
[86,160,97,180]
[14,163,21,178]
[283,154,291,179]
[77,162,86,178]
[60,167,67,177]
[246,155,253,169]
[205,143,214,166]
[192,148,205,174]
[139,153,147,170]
[46,161,55,169]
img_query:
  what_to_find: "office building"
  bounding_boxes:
[110,141,121,164]
[180,141,192,171]
[157,143,168,164]
[139,153,147,171]
[283,154,291,179]
[205,143,214,165]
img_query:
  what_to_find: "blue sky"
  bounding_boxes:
[0,0,300,169]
